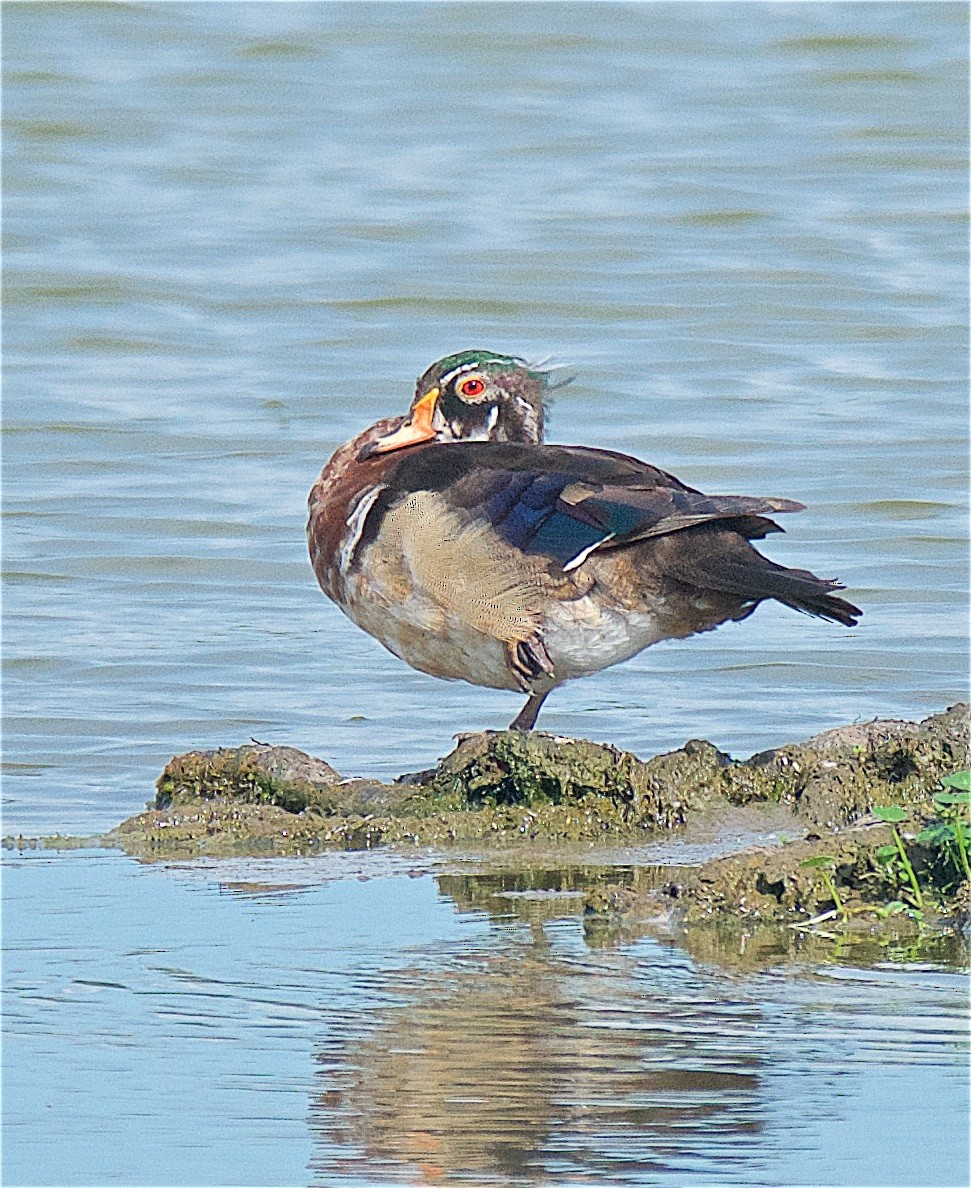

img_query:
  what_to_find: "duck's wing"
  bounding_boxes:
[387,442,803,573]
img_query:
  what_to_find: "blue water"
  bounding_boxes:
[4,848,969,1187]
[2,4,969,1185]
[3,1,967,836]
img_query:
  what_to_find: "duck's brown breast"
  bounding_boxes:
[307,417,405,604]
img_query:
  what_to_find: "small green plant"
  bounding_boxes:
[872,805,924,909]
[874,899,907,919]
[799,854,848,919]
[916,771,971,886]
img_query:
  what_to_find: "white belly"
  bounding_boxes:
[542,595,665,680]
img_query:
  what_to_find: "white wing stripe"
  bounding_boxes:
[563,533,615,572]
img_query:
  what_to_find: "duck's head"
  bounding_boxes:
[360,350,553,459]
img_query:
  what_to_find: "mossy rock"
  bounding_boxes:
[155,744,346,813]
[13,703,965,861]
[747,703,970,829]
[409,731,737,828]
[153,744,398,818]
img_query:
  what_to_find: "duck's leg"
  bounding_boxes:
[509,690,550,732]
[505,636,553,730]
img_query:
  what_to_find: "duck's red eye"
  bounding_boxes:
[459,378,485,398]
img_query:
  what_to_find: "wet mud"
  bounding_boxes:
[7,705,968,961]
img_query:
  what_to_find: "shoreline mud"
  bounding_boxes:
[6,705,969,962]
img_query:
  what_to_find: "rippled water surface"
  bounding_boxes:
[4,1,967,836]
[4,849,970,1187]
[2,4,969,1184]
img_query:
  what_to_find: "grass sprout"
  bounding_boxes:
[872,804,924,909]
[799,854,848,919]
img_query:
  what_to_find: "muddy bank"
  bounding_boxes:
[98,702,968,854]
[6,705,968,950]
[435,862,969,970]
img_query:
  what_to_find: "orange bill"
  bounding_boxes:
[359,387,440,459]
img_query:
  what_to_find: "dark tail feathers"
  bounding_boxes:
[721,555,862,626]
[776,580,862,627]
[658,530,862,627]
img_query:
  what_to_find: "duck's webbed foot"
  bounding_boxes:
[508,635,554,692]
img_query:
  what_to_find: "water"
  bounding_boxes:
[4,848,969,1187]
[2,5,968,1184]
[3,2,967,836]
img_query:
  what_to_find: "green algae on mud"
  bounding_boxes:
[5,706,969,958]
[7,704,967,859]
[105,702,969,855]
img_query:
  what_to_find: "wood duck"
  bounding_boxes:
[308,350,861,731]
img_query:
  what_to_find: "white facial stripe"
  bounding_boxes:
[339,485,386,575]
[452,413,499,440]
[437,362,481,390]
[514,392,542,442]
[436,358,527,391]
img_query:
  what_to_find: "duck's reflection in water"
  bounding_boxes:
[309,869,763,1185]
